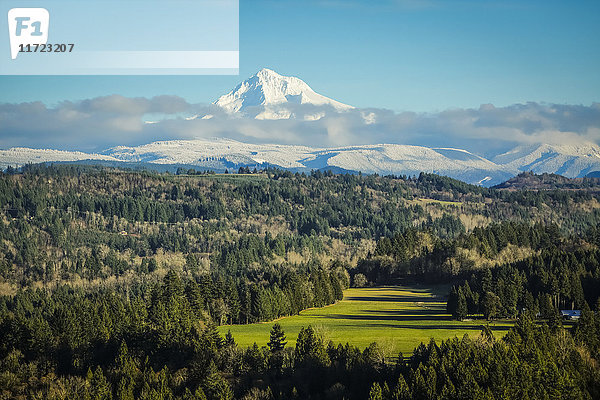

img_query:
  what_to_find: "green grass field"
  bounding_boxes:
[219,285,514,356]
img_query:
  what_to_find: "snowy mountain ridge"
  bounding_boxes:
[493,143,600,178]
[4,139,600,186]
[2,69,600,186]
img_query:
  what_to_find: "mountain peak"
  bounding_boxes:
[255,67,280,78]
[214,68,353,115]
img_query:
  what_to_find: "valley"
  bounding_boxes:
[0,165,599,399]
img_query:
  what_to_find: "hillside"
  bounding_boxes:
[2,164,600,291]
[1,165,599,399]
[493,171,600,190]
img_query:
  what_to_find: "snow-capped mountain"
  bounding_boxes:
[106,139,516,185]
[493,142,600,177]
[0,148,119,169]
[2,69,600,186]
[214,68,353,119]
[3,139,600,186]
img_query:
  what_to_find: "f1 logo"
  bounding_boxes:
[7,8,49,59]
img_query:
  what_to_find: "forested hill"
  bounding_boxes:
[1,164,599,286]
[493,171,600,190]
[1,165,600,399]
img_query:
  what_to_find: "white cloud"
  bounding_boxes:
[0,97,598,157]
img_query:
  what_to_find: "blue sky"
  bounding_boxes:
[1,0,599,112]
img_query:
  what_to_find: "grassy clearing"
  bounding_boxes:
[219,285,513,356]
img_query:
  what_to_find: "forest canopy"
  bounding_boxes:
[1,165,599,399]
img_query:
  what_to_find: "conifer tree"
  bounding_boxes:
[267,323,287,353]
[87,366,112,400]
[455,287,468,320]
[368,382,383,400]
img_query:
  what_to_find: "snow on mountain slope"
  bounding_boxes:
[108,139,317,169]
[493,142,600,177]
[106,139,513,185]
[3,70,599,186]
[320,145,513,184]
[0,148,119,169]
[214,68,353,118]
[4,139,600,186]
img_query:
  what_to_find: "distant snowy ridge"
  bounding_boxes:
[0,148,119,169]
[493,143,600,177]
[3,139,600,186]
[107,139,316,169]
[3,68,600,186]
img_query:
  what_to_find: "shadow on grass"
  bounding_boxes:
[345,295,440,303]
[320,313,453,322]
[335,322,513,331]
[361,308,446,316]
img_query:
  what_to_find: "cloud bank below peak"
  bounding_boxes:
[0,92,599,157]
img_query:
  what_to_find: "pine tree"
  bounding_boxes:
[240,283,251,324]
[447,286,458,316]
[368,382,383,400]
[162,270,184,300]
[185,280,205,319]
[87,366,112,400]
[267,323,287,353]
[455,287,467,321]
[295,325,330,368]
[392,375,411,400]
[225,278,240,324]
[330,274,343,301]
[115,341,138,400]
[482,291,500,320]
[203,361,233,400]
[481,268,493,293]
[224,330,236,347]
[204,321,224,349]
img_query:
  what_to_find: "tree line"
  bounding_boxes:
[1,313,598,399]
[446,247,600,320]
